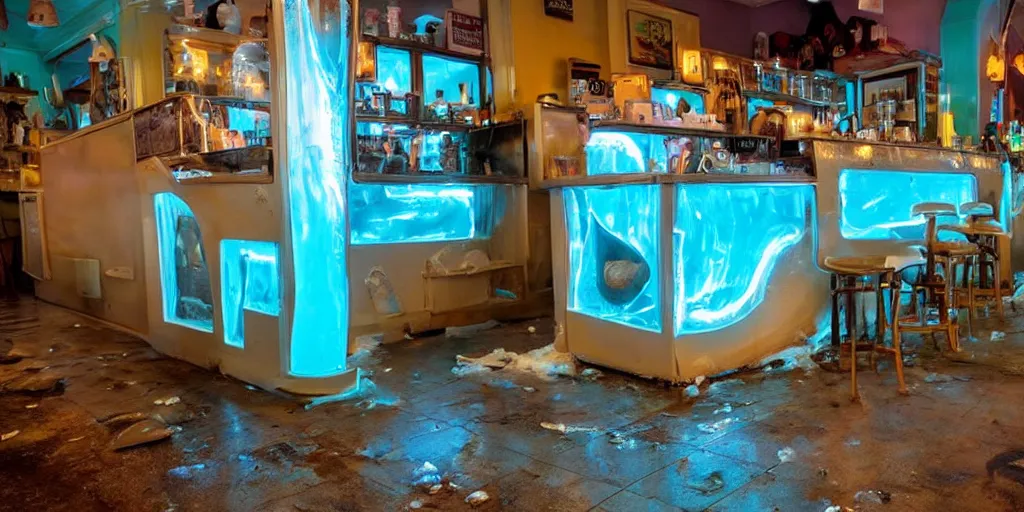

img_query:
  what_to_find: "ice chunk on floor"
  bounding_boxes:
[453,344,576,380]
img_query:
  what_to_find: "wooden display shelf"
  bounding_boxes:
[361,34,487,63]
[351,171,526,185]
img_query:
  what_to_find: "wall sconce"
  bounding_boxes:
[987,54,1005,83]
[26,0,59,28]
[356,41,377,83]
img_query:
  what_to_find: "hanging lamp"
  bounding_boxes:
[26,0,59,28]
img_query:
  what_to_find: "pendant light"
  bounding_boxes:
[27,0,59,28]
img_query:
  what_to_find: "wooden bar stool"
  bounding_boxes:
[903,203,968,352]
[958,202,1007,319]
[824,254,918,400]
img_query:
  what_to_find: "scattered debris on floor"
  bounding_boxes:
[2,372,66,396]
[465,490,490,507]
[110,418,175,451]
[412,462,441,488]
[924,373,953,383]
[580,368,602,380]
[528,326,536,334]
[540,421,600,434]
[845,438,861,447]
[761,345,817,373]
[154,396,181,406]
[522,386,536,393]
[453,344,575,380]
[685,384,700,398]
[713,403,732,415]
[445,320,501,339]
[687,471,725,494]
[992,331,1007,342]
[24,403,37,409]
[854,489,892,504]
[697,418,734,434]
[408,499,423,509]
[168,463,207,479]
[777,447,796,463]
[2,430,20,441]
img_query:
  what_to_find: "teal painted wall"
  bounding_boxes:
[941,0,1000,141]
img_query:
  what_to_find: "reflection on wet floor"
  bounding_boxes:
[3,297,1024,511]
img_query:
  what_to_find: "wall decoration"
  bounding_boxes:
[858,0,883,15]
[445,9,484,56]
[627,10,674,71]
[544,0,573,21]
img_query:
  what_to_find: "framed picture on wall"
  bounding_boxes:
[627,10,674,70]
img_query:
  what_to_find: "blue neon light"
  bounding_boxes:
[153,192,214,333]
[220,240,281,348]
[282,0,351,376]
[564,185,661,332]
[349,183,500,245]
[839,169,977,240]
[673,184,813,336]
[586,130,674,175]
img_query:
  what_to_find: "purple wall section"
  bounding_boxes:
[656,0,947,57]
[751,0,948,56]
[656,0,755,57]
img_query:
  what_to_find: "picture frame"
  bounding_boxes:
[544,0,573,21]
[627,10,674,71]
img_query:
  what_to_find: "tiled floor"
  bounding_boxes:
[3,297,1024,511]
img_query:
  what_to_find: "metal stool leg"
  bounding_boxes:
[848,285,859,401]
[891,274,908,395]
[995,252,1005,319]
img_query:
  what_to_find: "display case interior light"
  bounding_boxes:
[681,49,703,85]
[586,130,666,175]
[356,41,377,82]
[564,185,661,332]
[376,46,412,94]
[349,182,501,245]
[711,56,730,71]
[651,87,705,115]
[355,122,467,173]
[673,184,814,336]
[423,54,481,106]
[839,169,978,240]
[153,192,214,333]
[281,0,351,377]
[221,240,281,348]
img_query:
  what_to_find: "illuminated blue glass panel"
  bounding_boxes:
[586,131,668,174]
[564,185,661,332]
[839,170,977,240]
[153,192,214,333]
[423,54,480,106]
[673,184,813,336]
[282,0,350,377]
[746,97,775,122]
[220,240,280,348]
[349,183,499,245]
[377,46,412,95]
[652,87,705,115]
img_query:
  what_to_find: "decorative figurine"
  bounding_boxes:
[440,133,459,173]
[362,8,380,36]
[204,0,242,34]
[386,0,402,39]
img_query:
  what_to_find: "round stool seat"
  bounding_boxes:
[961,201,994,217]
[933,240,980,256]
[912,202,957,217]
[823,256,894,275]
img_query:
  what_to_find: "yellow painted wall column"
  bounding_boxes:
[119,5,173,108]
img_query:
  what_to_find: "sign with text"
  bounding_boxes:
[446,10,484,56]
[544,0,573,21]
[858,0,883,14]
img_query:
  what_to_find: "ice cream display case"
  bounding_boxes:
[542,120,823,382]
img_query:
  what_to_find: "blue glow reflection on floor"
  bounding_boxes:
[564,185,661,332]
[839,169,977,240]
[349,182,497,245]
[220,240,280,348]
[673,184,813,336]
[153,192,214,333]
[282,0,350,377]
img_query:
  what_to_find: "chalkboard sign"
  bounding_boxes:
[544,0,573,21]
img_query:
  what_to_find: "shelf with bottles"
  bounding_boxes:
[356,33,493,128]
[355,117,526,183]
[164,24,270,103]
[134,94,272,165]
